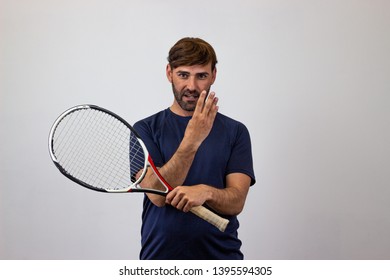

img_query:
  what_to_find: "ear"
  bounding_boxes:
[166,64,173,83]
[211,67,217,85]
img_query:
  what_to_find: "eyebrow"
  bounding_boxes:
[176,71,209,76]
[177,70,189,75]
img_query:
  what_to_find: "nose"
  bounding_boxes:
[186,76,197,92]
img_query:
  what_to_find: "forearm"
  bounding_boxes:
[141,137,200,206]
[159,139,199,186]
[204,185,248,216]
[141,91,219,207]
[166,173,251,215]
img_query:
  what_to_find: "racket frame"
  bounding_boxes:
[49,104,173,195]
[48,104,229,232]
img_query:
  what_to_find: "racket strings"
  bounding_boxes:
[129,133,147,175]
[58,111,101,179]
[52,108,141,191]
[78,116,126,187]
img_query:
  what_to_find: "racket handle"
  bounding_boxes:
[190,206,229,232]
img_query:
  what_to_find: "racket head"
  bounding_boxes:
[48,104,169,195]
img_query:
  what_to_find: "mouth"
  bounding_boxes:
[182,92,200,102]
[183,95,199,102]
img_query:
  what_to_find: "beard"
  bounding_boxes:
[171,83,210,112]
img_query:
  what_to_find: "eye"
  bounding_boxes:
[197,73,209,80]
[198,74,206,79]
[177,72,189,79]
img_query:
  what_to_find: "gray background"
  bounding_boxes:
[1,0,389,259]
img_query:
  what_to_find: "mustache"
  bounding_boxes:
[182,90,200,98]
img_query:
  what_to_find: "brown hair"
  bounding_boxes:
[168,37,218,71]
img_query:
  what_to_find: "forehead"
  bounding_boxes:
[172,63,213,73]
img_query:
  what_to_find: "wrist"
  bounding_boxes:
[199,184,215,204]
[179,135,201,154]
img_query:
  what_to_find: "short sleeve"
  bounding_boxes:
[225,123,256,186]
[133,120,164,167]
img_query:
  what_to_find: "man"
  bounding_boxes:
[133,37,256,259]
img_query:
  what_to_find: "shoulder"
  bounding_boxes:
[135,108,170,125]
[215,112,251,138]
[216,112,246,127]
[134,109,170,132]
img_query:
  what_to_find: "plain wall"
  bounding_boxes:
[1,0,389,259]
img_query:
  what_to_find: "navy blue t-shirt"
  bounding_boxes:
[134,108,256,260]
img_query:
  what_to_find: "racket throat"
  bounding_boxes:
[148,155,173,192]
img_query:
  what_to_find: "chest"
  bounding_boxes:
[158,120,235,187]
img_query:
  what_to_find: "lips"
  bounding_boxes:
[182,91,199,101]
[183,96,199,104]
[184,94,198,99]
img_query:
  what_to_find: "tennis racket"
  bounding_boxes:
[48,104,229,232]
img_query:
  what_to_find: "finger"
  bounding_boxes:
[194,90,207,113]
[203,92,216,114]
[166,187,185,207]
[165,188,177,205]
[175,199,188,212]
[182,201,194,213]
[210,96,219,117]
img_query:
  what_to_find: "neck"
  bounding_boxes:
[170,104,194,117]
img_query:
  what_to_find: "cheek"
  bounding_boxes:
[171,81,186,95]
[173,79,191,91]
[199,80,213,91]
[172,78,212,93]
